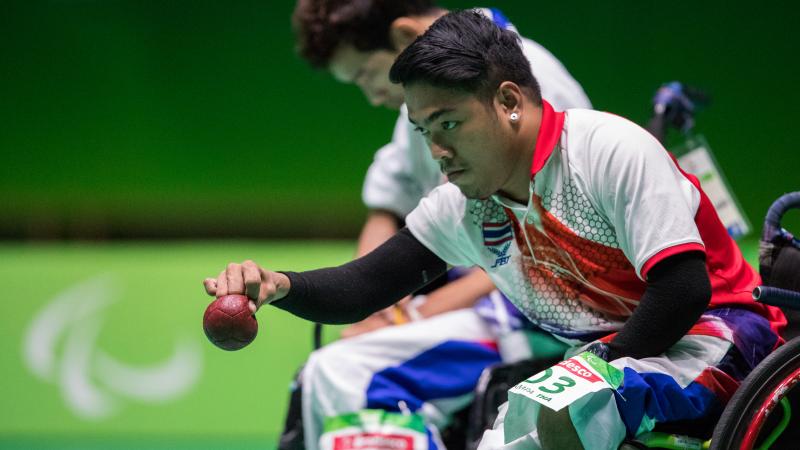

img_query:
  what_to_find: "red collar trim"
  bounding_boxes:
[530,100,565,177]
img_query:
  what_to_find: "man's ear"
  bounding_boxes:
[496,81,524,115]
[389,17,425,51]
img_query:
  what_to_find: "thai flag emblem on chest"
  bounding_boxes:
[483,221,513,267]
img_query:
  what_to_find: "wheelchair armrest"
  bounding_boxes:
[754,286,800,311]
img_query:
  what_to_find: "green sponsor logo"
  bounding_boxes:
[579,352,623,389]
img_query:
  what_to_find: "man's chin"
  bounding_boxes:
[454,184,488,200]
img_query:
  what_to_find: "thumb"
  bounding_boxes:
[203,278,218,296]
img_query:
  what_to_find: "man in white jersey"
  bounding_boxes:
[278,2,590,449]
[209,10,786,449]
[340,7,590,250]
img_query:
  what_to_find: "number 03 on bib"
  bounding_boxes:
[509,352,623,412]
[503,352,625,443]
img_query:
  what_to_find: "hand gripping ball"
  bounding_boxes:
[203,295,258,351]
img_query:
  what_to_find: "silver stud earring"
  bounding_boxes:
[509,112,520,122]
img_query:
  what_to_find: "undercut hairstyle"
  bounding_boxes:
[389,10,542,105]
[292,0,438,68]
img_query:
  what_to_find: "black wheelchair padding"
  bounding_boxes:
[464,356,563,450]
[759,192,800,293]
[758,192,800,340]
[277,367,305,450]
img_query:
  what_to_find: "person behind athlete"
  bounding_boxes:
[294,0,590,335]
[278,2,590,449]
[208,10,786,449]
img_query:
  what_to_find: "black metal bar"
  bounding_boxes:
[754,286,800,311]
[763,192,800,242]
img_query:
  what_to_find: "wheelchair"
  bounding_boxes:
[461,192,800,450]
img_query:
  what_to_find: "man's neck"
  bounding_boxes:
[499,103,542,204]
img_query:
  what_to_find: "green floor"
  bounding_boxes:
[0,241,354,450]
[0,435,275,450]
[0,238,761,449]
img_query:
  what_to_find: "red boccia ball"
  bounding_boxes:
[203,294,258,351]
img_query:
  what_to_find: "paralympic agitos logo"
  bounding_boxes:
[22,276,203,419]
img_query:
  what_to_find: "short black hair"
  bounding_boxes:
[292,0,438,69]
[389,10,541,104]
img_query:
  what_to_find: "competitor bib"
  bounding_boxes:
[504,352,623,443]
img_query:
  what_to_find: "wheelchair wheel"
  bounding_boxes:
[711,337,800,449]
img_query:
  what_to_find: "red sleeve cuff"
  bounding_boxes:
[640,242,706,279]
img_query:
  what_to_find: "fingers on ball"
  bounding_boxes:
[242,260,262,300]
[226,262,245,294]
[216,270,228,296]
[203,278,218,296]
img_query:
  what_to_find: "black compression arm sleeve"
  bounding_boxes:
[606,251,711,360]
[271,228,447,324]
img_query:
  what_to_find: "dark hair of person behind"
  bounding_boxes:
[389,10,541,104]
[292,0,438,68]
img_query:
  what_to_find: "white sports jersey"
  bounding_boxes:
[362,8,592,218]
[406,102,783,343]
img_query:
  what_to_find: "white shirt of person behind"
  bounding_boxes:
[362,7,592,219]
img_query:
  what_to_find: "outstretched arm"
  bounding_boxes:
[203,228,448,324]
[342,209,407,335]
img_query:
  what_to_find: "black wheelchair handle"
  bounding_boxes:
[763,192,800,242]
[753,286,800,311]
[313,322,323,350]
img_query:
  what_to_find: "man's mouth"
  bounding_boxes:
[445,169,465,181]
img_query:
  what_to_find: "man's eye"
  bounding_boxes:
[414,126,431,136]
[441,121,458,131]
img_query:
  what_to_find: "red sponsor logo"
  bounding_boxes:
[333,433,415,450]
[557,359,602,383]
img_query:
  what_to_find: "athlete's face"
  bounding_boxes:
[405,83,520,200]
[329,45,406,110]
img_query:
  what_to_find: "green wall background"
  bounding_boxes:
[1,0,798,239]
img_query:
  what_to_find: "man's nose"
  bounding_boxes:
[366,93,385,107]
[429,140,453,161]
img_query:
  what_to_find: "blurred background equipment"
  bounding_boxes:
[646,81,752,239]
